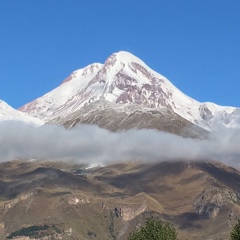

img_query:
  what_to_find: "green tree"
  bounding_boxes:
[230,219,240,240]
[128,218,178,240]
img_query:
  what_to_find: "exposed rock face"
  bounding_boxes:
[66,195,90,205]
[193,187,239,218]
[47,99,207,138]
[199,104,213,121]
[4,191,36,210]
[120,204,147,221]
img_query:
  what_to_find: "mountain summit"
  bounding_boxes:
[19,51,239,132]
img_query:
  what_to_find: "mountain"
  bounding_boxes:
[0,100,43,126]
[19,51,240,132]
[1,160,240,239]
[2,51,240,239]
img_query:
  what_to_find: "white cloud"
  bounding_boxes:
[0,121,240,168]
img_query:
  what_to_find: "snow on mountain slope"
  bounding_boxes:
[19,51,239,130]
[0,100,43,126]
[19,63,103,121]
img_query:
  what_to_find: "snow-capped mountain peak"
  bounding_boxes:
[19,51,240,131]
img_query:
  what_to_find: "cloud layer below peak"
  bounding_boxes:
[0,121,240,168]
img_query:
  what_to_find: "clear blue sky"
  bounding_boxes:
[0,0,240,108]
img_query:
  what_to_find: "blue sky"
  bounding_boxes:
[0,0,240,108]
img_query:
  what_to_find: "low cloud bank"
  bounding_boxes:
[0,121,240,167]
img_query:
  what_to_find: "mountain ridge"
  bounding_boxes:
[0,100,43,126]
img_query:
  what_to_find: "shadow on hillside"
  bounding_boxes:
[197,162,240,192]
[95,162,185,194]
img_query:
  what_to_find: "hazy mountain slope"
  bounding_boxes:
[0,100,43,126]
[19,51,240,131]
